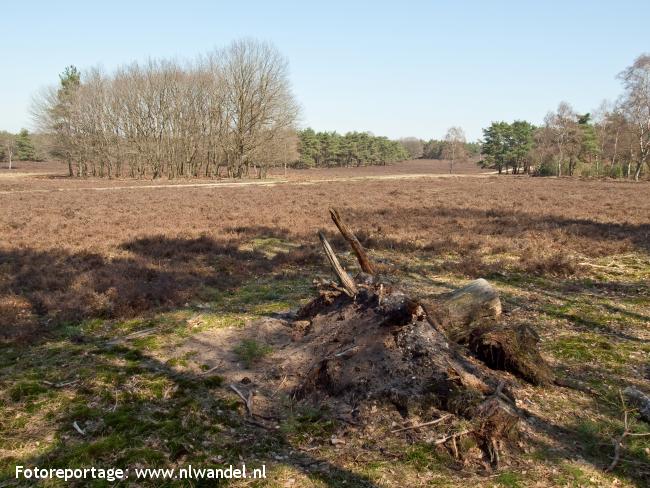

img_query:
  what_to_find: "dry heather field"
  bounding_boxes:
[0,160,649,487]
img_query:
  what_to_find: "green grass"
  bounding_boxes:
[547,335,625,364]
[279,404,337,441]
[1,248,649,487]
[495,471,523,488]
[8,380,49,402]
[233,339,272,368]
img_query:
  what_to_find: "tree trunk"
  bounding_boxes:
[292,211,558,462]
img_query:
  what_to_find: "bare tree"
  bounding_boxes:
[0,132,16,169]
[442,126,467,174]
[398,137,424,159]
[32,40,300,180]
[218,39,300,178]
[618,54,650,181]
[543,102,582,176]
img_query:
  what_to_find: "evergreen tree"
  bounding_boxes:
[295,129,408,168]
[481,121,534,174]
[15,129,36,161]
[297,128,320,167]
[509,121,535,174]
[481,122,511,174]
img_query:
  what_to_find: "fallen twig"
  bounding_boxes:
[430,429,472,445]
[492,381,516,407]
[391,414,452,433]
[107,327,158,345]
[229,383,254,416]
[72,421,86,436]
[334,345,359,358]
[243,418,271,429]
[605,389,649,473]
[199,362,223,376]
[42,379,80,388]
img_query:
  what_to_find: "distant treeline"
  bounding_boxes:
[397,136,480,160]
[20,40,649,180]
[296,129,409,167]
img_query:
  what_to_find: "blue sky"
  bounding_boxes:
[1,1,648,140]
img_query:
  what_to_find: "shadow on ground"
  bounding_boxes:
[0,233,320,343]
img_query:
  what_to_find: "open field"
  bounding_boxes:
[0,159,485,193]
[1,167,649,487]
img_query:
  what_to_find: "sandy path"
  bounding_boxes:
[0,172,499,195]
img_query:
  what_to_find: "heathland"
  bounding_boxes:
[1,159,648,487]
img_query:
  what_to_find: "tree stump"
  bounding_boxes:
[293,209,553,459]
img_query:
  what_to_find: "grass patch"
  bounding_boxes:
[8,380,49,402]
[233,339,272,368]
[495,471,523,488]
[547,335,625,364]
[403,444,451,470]
[280,404,336,440]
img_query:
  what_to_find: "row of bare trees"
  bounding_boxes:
[33,39,299,178]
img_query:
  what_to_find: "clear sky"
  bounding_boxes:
[1,0,648,140]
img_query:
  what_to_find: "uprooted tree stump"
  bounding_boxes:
[291,208,553,463]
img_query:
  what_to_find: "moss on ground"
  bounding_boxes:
[1,250,649,487]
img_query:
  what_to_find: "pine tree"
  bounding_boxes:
[15,129,36,161]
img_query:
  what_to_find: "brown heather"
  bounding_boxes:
[1,165,648,341]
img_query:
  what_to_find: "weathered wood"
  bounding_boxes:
[318,231,358,297]
[430,278,502,343]
[624,387,650,423]
[329,208,376,275]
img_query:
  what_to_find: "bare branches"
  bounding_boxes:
[430,429,472,446]
[229,383,254,416]
[34,39,299,180]
[605,389,650,473]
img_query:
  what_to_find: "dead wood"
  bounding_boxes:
[431,429,473,446]
[428,278,502,343]
[391,414,452,433]
[318,231,358,297]
[329,208,376,274]
[289,213,555,459]
[230,384,254,416]
[624,386,650,423]
[72,421,86,436]
[296,289,342,319]
[469,324,554,385]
